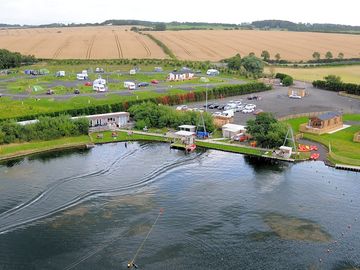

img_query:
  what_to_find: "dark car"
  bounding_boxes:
[138,82,149,87]
[203,103,213,108]
[46,89,55,95]
[74,89,80,95]
[218,104,226,110]
[208,103,219,109]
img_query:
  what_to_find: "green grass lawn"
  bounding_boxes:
[284,115,360,166]
[90,131,168,144]
[0,135,91,159]
[196,141,263,156]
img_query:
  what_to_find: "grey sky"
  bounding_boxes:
[1,0,359,26]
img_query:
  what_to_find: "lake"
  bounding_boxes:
[0,142,359,270]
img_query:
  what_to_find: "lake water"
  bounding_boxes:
[0,142,359,270]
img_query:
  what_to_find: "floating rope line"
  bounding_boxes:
[128,208,164,269]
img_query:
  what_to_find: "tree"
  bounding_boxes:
[312,51,321,60]
[226,53,242,70]
[241,55,264,75]
[282,75,293,86]
[275,53,281,61]
[324,75,342,84]
[248,52,255,57]
[261,50,270,61]
[338,52,344,59]
[154,23,166,31]
[246,113,287,148]
[325,51,333,59]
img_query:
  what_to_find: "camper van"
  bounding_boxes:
[93,84,107,92]
[56,71,65,77]
[206,69,220,76]
[124,81,136,90]
[77,73,88,80]
[129,69,136,75]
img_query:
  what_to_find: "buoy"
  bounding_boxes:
[319,258,322,262]
[327,249,330,253]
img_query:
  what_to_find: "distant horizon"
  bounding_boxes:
[1,19,360,28]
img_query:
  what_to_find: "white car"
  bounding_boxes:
[289,94,302,99]
[212,112,222,116]
[176,105,188,111]
[242,108,255,113]
[235,105,245,112]
[245,104,256,110]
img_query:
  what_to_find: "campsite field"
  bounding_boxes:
[2,27,360,61]
[268,65,360,84]
[0,26,167,59]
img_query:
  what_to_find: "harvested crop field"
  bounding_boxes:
[150,30,360,61]
[0,26,167,59]
[2,27,360,61]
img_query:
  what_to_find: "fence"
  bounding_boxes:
[277,111,332,121]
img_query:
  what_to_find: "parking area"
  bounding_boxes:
[181,82,360,125]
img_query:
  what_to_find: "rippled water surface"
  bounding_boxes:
[0,142,359,270]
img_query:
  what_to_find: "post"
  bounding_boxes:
[205,84,208,112]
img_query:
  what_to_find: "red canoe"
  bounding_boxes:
[310,153,320,160]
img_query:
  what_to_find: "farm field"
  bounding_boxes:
[149,30,360,61]
[2,27,360,61]
[268,65,360,84]
[0,26,167,59]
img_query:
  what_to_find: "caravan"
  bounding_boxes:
[124,81,136,90]
[93,84,107,92]
[56,71,65,77]
[77,73,88,80]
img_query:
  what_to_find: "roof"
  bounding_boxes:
[315,112,341,121]
[179,125,196,129]
[169,72,193,75]
[73,112,129,120]
[222,124,246,131]
[280,146,293,151]
[175,131,195,137]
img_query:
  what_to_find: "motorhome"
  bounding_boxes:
[124,81,136,90]
[56,71,65,77]
[77,73,88,80]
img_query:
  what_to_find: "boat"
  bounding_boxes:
[310,153,320,160]
[185,144,196,152]
[298,144,311,152]
[310,145,318,151]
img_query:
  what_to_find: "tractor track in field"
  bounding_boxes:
[53,36,72,59]
[113,32,123,58]
[161,35,192,57]
[135,35,151,57]
[85,35,96,59]
[25,38,47,55]
[177,35,220,58]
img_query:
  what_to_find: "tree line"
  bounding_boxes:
[313,75,360,96]
[3,83,270,122]
[129,102,215,132]
[0,115,89,145]
[0,49,37,69]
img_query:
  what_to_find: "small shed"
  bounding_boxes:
[179,125,196,133]
[174,130,195,145]
[279,146,293,159]
[288,87,306,97]
[354,131,360,143]
[222,124,246,138]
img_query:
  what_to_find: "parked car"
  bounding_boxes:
[289,94,302,99]
[218,104,227,110]
[212,112,222,117]
[84,81,92,86]
[151,79,159,84]
[203,103,213,108]
[138,82,149,87]
[245,104,256,110]
[176,105,188,111]
[242,108,254,113]
[74,89,80,95]
[46,89,55,95]
[235,104,246,112]
[232,133,249,142]
[208,103,219,109]
[192,108,204,112]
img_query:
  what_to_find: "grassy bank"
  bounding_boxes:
[0,135,91,161]
[196,141,263,156]
[90,131,168,144]
[284,115,360,166]
[268,65,360,84]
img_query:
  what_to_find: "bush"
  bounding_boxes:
[313,80,360,95]
[282,75,293,86]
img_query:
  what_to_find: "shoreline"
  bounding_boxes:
[0,131,359,172]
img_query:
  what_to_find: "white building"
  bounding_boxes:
[179,125,196,134]
[222,124,246,138]
[167,72,194,81]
